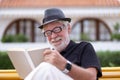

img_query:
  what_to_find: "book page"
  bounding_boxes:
[27,47,49,67]
[7,48,35,79]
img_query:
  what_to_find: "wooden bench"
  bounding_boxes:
[0,67,120,80]
[99,67,120,80]
[0,70,22,80]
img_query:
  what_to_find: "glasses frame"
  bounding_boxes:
[43,25,65,37]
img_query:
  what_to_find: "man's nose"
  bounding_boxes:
[51,32,57,38]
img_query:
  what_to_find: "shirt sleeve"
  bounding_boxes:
[80,43,102,77]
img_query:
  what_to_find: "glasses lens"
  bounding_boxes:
[53,27,62,33]
[44,30,52,36]
[43,26,64,37]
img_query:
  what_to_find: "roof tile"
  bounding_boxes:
[0,0,120,8]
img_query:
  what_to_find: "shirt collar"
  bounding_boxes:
[60,40,76,55]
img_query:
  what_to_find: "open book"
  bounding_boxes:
[7,47,49,79]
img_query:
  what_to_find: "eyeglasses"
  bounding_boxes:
[43,25,65,37]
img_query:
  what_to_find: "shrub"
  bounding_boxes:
[81,33,91,41]
[97,51,120,67]
[0,51,120,69]
[111,33,120,41]
[1,34,28,43]
[111,22,120,41]
[0,51,14,69]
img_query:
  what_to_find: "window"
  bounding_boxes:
[71,18,111,41]
[3,19,46,42]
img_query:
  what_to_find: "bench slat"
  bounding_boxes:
[0,67,120,80]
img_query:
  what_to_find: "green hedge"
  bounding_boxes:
[0,51,14,69]
[97,51,120,67]
[0,51,120,69]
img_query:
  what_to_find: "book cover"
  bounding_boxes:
[7,47,48,79]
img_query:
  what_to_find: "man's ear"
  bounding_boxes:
[68,24,71,34]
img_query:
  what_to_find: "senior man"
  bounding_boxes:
[25,8,102,80]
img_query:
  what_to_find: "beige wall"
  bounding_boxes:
[0,7,120,42]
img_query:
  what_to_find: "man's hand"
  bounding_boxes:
[43,49,67,70]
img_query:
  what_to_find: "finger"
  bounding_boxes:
[43,49,52,57]
[52,50,61,56]
[43,55,49,62]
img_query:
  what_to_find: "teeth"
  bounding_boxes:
[51,37,61,42]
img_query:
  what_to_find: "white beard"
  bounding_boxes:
[49,36,70,52]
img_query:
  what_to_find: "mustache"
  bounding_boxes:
[51,37,62,42]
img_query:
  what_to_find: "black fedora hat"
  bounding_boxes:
[39,8,71,29]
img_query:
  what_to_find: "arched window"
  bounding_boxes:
[70,18,112,41]
[3,19,46,42]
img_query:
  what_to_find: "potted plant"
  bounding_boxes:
[111,23,120,41]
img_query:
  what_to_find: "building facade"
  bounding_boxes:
[0,0,120,42]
